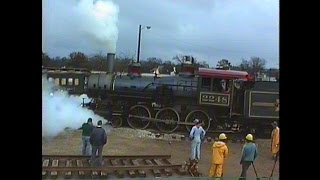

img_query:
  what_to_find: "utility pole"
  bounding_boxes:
[137,25,142,63]
[136,25,151,63]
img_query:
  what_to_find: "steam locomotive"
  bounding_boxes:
[42,53,279,137]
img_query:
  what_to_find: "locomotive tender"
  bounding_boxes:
[43,53,279,137]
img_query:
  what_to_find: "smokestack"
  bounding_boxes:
[107,53,115,74]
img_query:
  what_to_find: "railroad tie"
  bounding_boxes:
[145,159,161,177]
[90,159,99,179]
[64,159,72,178]
[76,160,85,178]
[110,159,124,178]
[50,159,59,178]
[165,159,187,175]
[42,159,49,177]
[87,159,99,179]
[91,170,98,179]
[100,171,108,178]
[100,159,108,179]
[121,159,136,178]
[153,159,172,176]
[131,159,146,177]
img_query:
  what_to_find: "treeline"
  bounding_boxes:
[42,51,279,77]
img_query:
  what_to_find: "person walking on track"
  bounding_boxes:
[239,134,258,179]
[271,121,280,159]
[90,120,107,166]
[189,119,206,160]
[80,118,94,155]
[209,133,229,178]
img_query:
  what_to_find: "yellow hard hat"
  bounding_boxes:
[246,134,253,141]
[219,133,227,140]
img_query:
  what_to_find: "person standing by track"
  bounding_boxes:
[239,134,258,179]
[271,121,280,159]
[209,133,229,178]
[189,119,206,161]
[90,120,107,166]
[80,118,94,155]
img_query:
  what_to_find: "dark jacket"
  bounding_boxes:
[90,126,107,146]
[80,123,93,136]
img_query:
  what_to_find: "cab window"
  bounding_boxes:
[68,78,73,85]
[74,78,79,86]
[213,79,231,93]
[201,77,211,91]
[61,78,66,85]
[54,78,60,86]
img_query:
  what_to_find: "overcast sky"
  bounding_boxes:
[43,0,279,68]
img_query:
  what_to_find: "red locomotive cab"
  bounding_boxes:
[198,68,250,90]
[198,68,253,109]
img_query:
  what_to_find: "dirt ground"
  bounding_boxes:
[42,127,279,179]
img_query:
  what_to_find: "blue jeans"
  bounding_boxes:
[90,145,104,166]
[82,136,91,155]
[191,141,201,160]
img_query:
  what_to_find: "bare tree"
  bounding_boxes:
[118,51,136,63]
[198,60,209,68]
[141,57,163,73]
[250,57,266,74]
[239,59,250,71]
[115,51,135,72]
[42,52,52,67]
[89,53,107,71]
[239,57,266,75]
[172,54,185,64]
[68,52,90,69]
[217,59,232,70]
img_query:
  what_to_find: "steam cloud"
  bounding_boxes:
[42,0,119,55]
[42,77,111,137]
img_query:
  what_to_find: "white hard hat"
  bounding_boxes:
[194,119,200,124]
[219,133,227,140]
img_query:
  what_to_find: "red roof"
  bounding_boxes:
[198,68,250,80]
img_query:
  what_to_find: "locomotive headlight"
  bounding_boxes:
[50,92,53,96]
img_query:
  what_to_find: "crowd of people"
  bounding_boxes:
[189,119,279,179]
[79,117,279,178]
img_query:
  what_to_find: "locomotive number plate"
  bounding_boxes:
[199,92,230,106]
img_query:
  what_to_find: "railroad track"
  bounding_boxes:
[42,154,188,179]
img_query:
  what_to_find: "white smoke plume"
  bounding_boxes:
[42,0,119,55]
[42,77,112,137]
